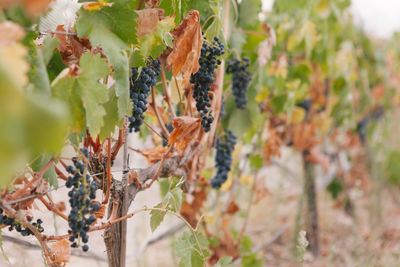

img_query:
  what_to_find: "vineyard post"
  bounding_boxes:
[303,150,319,257]
[104,124,129,267]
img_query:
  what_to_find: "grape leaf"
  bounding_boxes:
[150,186,183,232]
[99,87,124,141]
[150,202,167,232]
[238,0,262,30]
[175,231,210,267]
[215,257,234,267]
[77,3,138,44]
[52,52,110,137]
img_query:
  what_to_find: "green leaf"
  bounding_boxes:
[167,187,183,212]
[238,0,262,30]
[52,52,110,137]
[77,19,131,120]
[242,253,263,267]
[42,36,59,65]
[150,203,167,232]
[249,154,263,170]
[29,47,51,96]
[77,3,138,44]
[77,52,110,136]
[129,49,145,68]
[215,257,234,267]
[270,94,288,114]
[326,177,343,199]
[99,87,124,141]
[175,231,210,267]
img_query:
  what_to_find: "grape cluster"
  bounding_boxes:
[65,148,100,252]
[226,57,251,109]
[191,36,224,132]
[211,130,237,189]
[0,209,44,236]
[128,59,161,132]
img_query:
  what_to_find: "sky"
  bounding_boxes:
[262,0,400,38]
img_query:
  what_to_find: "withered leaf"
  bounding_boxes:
[136,8,165,37]
[51,239,71,265]
[226,199,239,215]
[167,10,202,88]
[141,147,169,165]
[168,116,201,149]
[292,122,320,151]
[54,25,92,69]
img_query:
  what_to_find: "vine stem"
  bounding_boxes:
[160,62,176,118]
[151,85,170,138]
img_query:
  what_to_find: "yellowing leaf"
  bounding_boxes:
[220,175,233,192]
[205,214,216,225]
[0,43,29,88]
[82,2,112,10]
[239,174,253,186]
[291,107,306,124]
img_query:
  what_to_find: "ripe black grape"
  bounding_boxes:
[226,57,251,109]
[65,149,98,252]
[128,58,161,132]
[191,36,224,132]
[0,209,44,237]
[211,130,237,189]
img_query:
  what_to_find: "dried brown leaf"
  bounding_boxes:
[136,8,165,37]
[292,122,320,151]
[180,186,206,227]
[264,127,282,163]
[54,25,92,69]
[51,239,71,265]
[168,116,201,149]
[226,199,239,215]
[167,10,202,88]
[141,147,169,165]
[0,21,25,46]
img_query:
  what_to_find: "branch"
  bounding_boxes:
[151,85,170,138]
[161,63,176,118]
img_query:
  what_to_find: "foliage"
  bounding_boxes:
[0,0,399,266]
